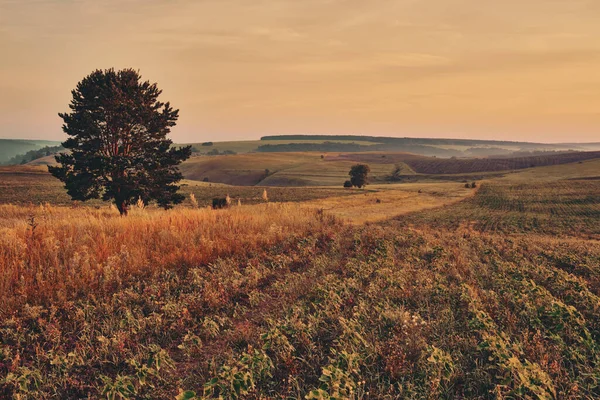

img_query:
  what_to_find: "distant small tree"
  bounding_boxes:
[471,182,477,188]
[349,164,370,188]
[343,180,353,188]
[390,163,406,181]
[49,68,191,215]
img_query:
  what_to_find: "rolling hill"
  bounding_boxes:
[178,150,600,187]
[0,139,61,164]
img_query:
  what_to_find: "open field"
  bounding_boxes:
[1,156,600,398]
[300,182,476,224]
[177,150,600,187]
[18,140,600,187]
[0,166,359,207]
[331,150,600,175]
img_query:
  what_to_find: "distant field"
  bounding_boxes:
[395,161,600,237]
[0,166,360,206]
[333,150,600,174]
[0,166,75,205]
[178,150,600,187]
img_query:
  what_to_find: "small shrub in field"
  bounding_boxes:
[344,180,353,188]
[465,183,471,188]
[212,197,229,209]
[471,182,477,188]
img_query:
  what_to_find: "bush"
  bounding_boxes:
[343,180,353,188]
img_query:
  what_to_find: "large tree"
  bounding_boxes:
[49,68,191,215]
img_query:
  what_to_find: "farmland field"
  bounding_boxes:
[176,150,600,187]
[1,156,600,398]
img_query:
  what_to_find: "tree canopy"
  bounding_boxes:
[49,68,191,215]
[349,164,370,188]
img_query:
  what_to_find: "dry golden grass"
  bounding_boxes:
[300,182,476,224]
[0,203,338,311]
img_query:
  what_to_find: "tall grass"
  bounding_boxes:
[0,203,337,311]
[2,179,600,398]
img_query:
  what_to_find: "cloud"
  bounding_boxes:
[1,0,600,142]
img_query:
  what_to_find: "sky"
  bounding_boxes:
[0,0,599,143]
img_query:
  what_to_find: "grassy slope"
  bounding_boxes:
[0,139,61,164]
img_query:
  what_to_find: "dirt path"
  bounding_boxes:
[300,182,478,224]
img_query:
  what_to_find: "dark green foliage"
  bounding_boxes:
[258,142,363,153]
[207,148,236,155]
[349,164,370,188]
[343,180,353,188]
[201,142,213,146]
[48,68,191,215]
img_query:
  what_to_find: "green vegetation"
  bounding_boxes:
[0,139,61,164]
[4,145,64,165]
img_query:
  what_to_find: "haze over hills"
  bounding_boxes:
[5,134,600,165]
[0,139,62,164]
[14,134,600,188]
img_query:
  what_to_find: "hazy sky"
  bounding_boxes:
[1,0,599,143]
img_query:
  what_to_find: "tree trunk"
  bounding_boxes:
[116,200,128,216]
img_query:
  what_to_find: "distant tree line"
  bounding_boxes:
[4,145,64,165]
[259,135,571,150]
[257,142,363,153]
